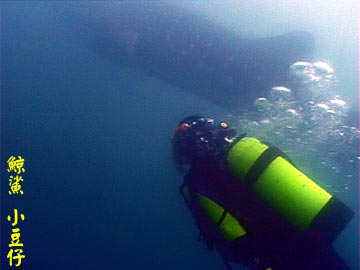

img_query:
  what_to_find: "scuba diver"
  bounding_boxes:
[171,116,354,270]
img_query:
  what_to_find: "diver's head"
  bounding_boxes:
[171,115,237,172]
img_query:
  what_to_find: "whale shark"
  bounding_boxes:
[62,2,315,112]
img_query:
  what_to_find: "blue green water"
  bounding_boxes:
[1,2,358,270]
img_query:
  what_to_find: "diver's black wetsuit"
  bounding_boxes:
[173,116,349,270]
[183,158,349,270]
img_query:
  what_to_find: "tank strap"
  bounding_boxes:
[244,146,284,187]
[216,209,228,227]
[309,196,354,244]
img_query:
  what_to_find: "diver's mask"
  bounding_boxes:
[171,116,237,172]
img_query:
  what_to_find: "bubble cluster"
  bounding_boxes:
[233,61,358,193]
[290,61,334,82]
[290,61,338,102]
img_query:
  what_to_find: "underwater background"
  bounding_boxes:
[1,1,358,270]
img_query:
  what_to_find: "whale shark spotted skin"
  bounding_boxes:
[64,2,315,111]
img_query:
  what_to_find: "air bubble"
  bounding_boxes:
[254,97,271,112]
[330,98,346,107]
[284,109,300,117]
[328,98,348,116]
[289,61,312,78]
[269,86,293,102]
[313,62,334,75]
[260,119,272,124]
[314,103,329,111]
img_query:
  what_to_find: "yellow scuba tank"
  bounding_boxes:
[197,193,247,241]
[227,137,354,243]
[180,184,247,242]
